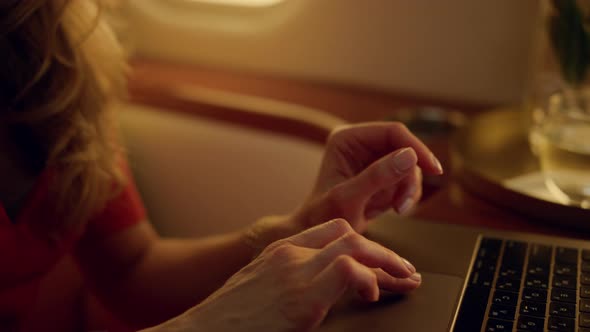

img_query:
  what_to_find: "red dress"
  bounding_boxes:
[0,166,146,330]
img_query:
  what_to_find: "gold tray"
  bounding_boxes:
[451,108,590,230]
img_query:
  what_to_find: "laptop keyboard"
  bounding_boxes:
[453,236,590,332]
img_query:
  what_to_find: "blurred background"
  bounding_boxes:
[118,0,542,109]
[110,0,547,237]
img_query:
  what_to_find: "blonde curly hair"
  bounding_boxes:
[1,0,127,234]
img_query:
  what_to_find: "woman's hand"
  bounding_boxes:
[293,122,443,233]
[244,122,443,251]
[146,219,421,332]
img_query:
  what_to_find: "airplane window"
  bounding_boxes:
[175,0,284,8]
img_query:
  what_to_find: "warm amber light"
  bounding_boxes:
[184,0,284,7]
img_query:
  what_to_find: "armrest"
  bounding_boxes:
[128,79,346,144]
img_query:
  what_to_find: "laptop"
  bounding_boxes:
[318,215,590,332]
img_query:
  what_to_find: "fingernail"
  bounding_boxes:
[392,148,416,173]
[401,257,416,273]
[431,154,443,174]
[409,272,422,282]
[398,197,414,215]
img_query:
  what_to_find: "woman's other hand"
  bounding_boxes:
[293,122,443,233]
[146,219,421,332]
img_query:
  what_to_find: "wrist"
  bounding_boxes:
[242,215,301,255]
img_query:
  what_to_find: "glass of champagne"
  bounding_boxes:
[528,0,590,208]
[532,90,590,208]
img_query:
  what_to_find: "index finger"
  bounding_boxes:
[331,122,443,175]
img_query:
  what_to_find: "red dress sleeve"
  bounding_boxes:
[82,162,147,242]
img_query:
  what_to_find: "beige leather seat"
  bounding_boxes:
[119,87,344,237]
[120,104,319,236]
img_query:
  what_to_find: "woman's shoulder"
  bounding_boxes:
[82,167,147,242]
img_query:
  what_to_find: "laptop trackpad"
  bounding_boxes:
[320,272,463,332]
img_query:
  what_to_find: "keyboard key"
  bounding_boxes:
[583,249,590,261]
[555,247,578,265]
[519,301,545,317]
[523,288,547,302]
[548,316,575,332]
[453,286,491,332]
[581,299,590,312]
[496,277,520,292]
[549,301,575,318]
[551,288,575,303]
[480,237,502,250]
[478,239,502,261]
[582,286,590,298]
[529,244,552,267]
[502,240,527,268]
[553,275,576,289]
[492,290,518,306]
[476,249,498,262]
[474,258,497,274]
[517,315,544,331]
[581,328,590,332]
[583,261,590,273]
[485,318,513,332]
[498,267,522,280]
[489,303,515,320]
[581,313,590,327]
[525,275,548,289]
[554,264,577,276]
[582,273,590,285]
[527,265,550,277]
[469,270,494,288]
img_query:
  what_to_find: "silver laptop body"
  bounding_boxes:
[319,215,590,332]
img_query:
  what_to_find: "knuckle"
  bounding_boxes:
[267,242,299,262]
[333,256,377,292]
[328,218,354,234]
[340,232,365,252]
[333,255,356,276]
[263,238,288,253]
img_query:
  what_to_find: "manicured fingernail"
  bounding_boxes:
[398,197,414,215]
[431,154,443,174]
[392,148,416,173]
[409,272,422,282]
[402,257,416,273]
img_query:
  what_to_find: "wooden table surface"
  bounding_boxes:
[128,57,589,241]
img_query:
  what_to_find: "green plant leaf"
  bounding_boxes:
[549,0,590,85]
